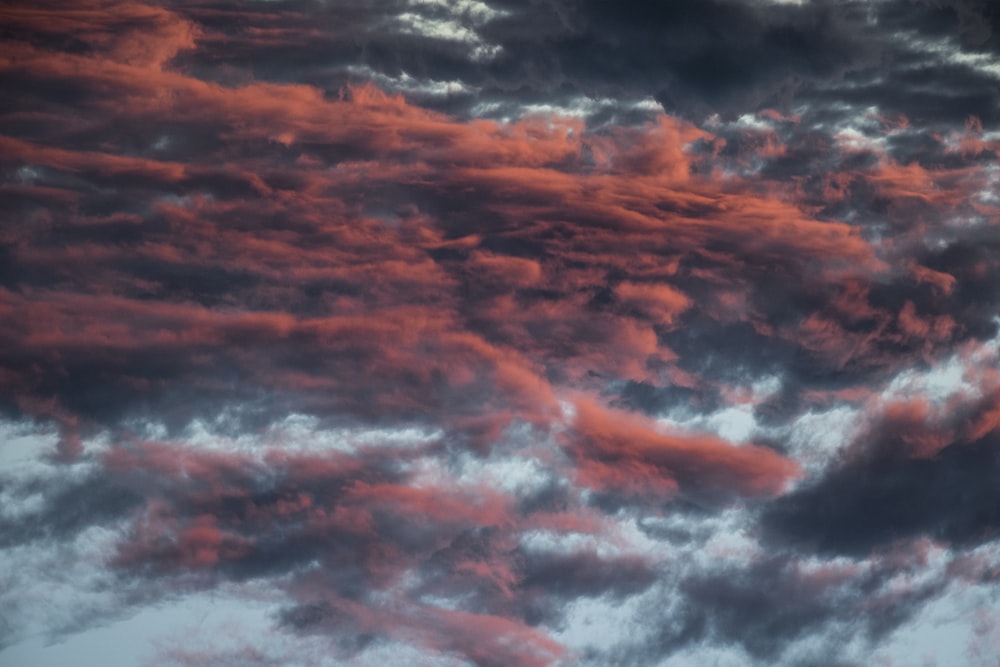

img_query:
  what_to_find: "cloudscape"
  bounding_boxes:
[2,1,1000,665]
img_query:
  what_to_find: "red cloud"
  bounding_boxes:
[564,399,802,502]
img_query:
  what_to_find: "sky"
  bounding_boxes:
[2,0,1000,665]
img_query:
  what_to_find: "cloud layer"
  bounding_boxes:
[3,1,1000,665]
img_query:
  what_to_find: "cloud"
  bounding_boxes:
[4,1,1000,665]
[764,375,1000,556]
[563,399,801,505]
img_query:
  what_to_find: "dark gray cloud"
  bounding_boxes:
[147,0,1000,133]
[764,389,1000,556]
[764,436,1000,556]
[0,473,142,549]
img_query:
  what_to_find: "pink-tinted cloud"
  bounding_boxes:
[564,399,802,502]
